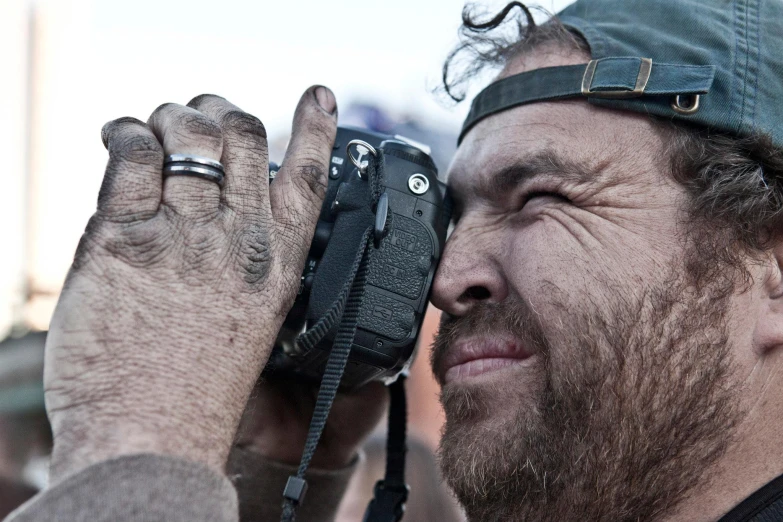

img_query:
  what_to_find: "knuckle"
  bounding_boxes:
[292,161,328,202]
[107,219,173,268]
[150,102,178,119]
[176,111,223,143]
[112,116,146,127]
[102,117,145,147]
[222,110,267,140]
[110,133,163,166]
[70,215,172,276]
[187,93,226,109]
[235,224,273,286]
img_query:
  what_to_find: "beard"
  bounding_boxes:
[431,261,741,521]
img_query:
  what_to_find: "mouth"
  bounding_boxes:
[441,335,535,384]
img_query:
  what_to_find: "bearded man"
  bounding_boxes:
[7,0,783,521]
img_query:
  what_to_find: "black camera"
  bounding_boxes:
[265,126,451,389]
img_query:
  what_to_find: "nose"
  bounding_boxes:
[430,223,508,316]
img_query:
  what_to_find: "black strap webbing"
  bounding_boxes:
[280,227,373,522]
[363,376,409,522]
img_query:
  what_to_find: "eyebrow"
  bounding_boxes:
[482,149,598,198]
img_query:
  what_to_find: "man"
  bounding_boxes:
[6,0,783,520]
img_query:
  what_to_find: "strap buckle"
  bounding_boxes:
[363,481,410,522]
[283,476,308,504]
[581,58,653,99]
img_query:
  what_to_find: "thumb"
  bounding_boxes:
[270,85,338,263]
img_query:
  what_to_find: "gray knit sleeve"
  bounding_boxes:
[4,454,238,522]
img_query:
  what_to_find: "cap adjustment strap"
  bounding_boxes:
[582,57,652,98]
[459,57,716,144]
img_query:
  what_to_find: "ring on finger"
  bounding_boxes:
[163,154,225,185]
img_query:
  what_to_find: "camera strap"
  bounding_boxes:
[280,226,373,522]
[280,151,408,522]
[362,375,409,522]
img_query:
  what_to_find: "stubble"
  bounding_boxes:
[432,264,741,521]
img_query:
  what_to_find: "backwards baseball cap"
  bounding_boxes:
[459,0,783,147]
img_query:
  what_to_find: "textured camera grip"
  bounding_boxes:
[367,215,433,300]
[357,290,417,341]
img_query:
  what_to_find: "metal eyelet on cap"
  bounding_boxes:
[671,94,701,115]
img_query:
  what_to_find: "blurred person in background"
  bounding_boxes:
[0,333,49,519]
[8,0,783,521]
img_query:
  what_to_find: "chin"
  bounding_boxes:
[440,356,545,422]
[440,385,544,456]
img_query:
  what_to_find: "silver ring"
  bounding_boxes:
[346,140,377,176]
[165,154,224,171]
[163,154,225,185]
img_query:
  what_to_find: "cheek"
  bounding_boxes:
[503,208,684,314]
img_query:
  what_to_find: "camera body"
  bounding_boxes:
[265,126,451,389]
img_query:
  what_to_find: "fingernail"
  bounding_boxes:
[314,86,337,115]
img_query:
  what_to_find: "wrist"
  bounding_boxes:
[48,406,237,483]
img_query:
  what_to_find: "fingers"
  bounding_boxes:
[187,95,269,216]
[98,117,163,221]
[270,86,338,260]
[148,103,224,218]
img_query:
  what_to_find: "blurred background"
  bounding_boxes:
[0,0,574,519]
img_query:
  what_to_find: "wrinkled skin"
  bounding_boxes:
[428,48,783,521]
[44,88,386,483]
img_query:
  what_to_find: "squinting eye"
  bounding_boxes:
[522,191,569,208]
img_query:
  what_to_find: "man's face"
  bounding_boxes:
[429,50,753,521]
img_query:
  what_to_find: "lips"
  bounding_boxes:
[441,335,534,384]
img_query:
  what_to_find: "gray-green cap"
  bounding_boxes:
[459,0,783,147]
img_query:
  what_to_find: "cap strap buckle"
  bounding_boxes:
[582,57,653,99]
[458,58,715,144]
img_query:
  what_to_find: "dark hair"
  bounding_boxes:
[443,2,783,270]
[442,2,588,102]
[666,125,783,279]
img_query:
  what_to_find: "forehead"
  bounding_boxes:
[447,50,666,196]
